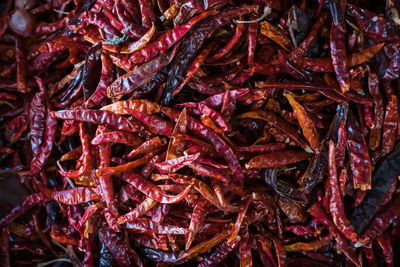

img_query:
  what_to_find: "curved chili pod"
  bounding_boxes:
[246,150,311,169]
[228,195,251,242]
[284,234,331,252]
[125,137,167,160]
[199,88,249,109]
[58,123,94,178]
[101,24,155,54]
[96,150,160,176]
[172,40,215,96]
[209,20,245,61]
[0,193,46,228]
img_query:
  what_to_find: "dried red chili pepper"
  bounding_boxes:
[51,109,141,133]
[368,72,385,150]
[200,88,249,109]
[185,197,208,250]
[246,150,310,169]
[122,171,192,204]
[162,107,244,183]
[15,37,28,93]
[29,91,46,156]
[125,136,167,160]
[228,195,251,242]
[173,41,215,96]
[155,153,200,173]
[127,109,174,137]
[347,4,399,42]
[0,193,46,228]
[346,112,372,190]
[58,123,93,178]
[381,95,398,157]
[260,21,293,52]
[284,234,332,252]
[210,19,245,61]
[289,12,328,60]
[117,197,157,225]
[294,43,384,73]
[84,53,113,108]
[130,10,216,64]
[284,93,320,151]
[51,187,101,205]
[91,131,143,146]
[1,2,400,266]
[29,101,57,175]
[97,149,160,176]
[330,22,350,93]
[328,141,358,242]
[308,202,361,266]
[247,15,259,66]
[350,147,400,234]
[108,49,177,99]
[101,99,160,115]
[178,102,232,132]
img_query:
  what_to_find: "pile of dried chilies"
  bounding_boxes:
[1,0,400,266]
